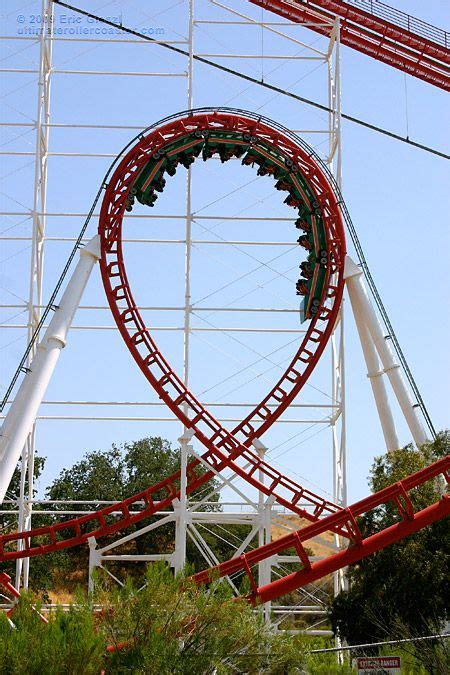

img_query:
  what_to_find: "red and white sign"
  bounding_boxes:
[354,656,401,674]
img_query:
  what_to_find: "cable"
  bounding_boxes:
[310,632,450,654]
[197,335,299,398]
[339,196,437,438]
[53,0,449,161]
[0,195,99,412]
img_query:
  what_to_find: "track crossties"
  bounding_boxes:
[0,109,348,562]
[99,109,347,516]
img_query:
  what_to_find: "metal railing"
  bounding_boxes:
[345,0,449,48]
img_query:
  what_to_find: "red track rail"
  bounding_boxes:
[1,460,448,608]
[0,110,348,563]
[249,0,450,91]
[0,572,48,623]
[191,455,450,602]
[100,113,347,512]
[2,460,447,618]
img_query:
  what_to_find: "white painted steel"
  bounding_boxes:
[15,0,54,589]
[344,282,399,451]
[345,256,427,446]
[0,236,101,503]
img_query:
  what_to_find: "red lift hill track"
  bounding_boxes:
[1,110,448,605]
[250,0,450,91]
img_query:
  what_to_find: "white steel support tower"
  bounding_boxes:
[326,18,347,605]
[168,2,347,634]
[14,0,54,591]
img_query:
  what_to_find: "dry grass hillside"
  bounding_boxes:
[271,514,337,559]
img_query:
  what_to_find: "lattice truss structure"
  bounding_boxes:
[0,0,446,636]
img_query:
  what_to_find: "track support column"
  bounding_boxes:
[174,429,194,574]
[328,21,347,660]
[344,261,399,451]
[254,439,272,622]
[345,256,427,447]
[15,0,55,591]
[88,536,100,597]
[0,235,101,503]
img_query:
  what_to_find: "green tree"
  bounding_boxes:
[46,437,219,508]
[0,456,70,597]
[1,455,45,531]
[329,432,449,673]
[45,437,258,586]
[46,445,125,505]
[0,591,108,674]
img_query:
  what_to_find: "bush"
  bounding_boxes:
[0,593,105,674]
[1,564,308,674]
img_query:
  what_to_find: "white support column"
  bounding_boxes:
[345,285,399,451]
[0,236,101,503]
[331,313,347,619]
[331,314,347,508]
[334,19,342,185]
[328,20,347,663]
[88,536,99,596]
[262,494,274,622]
[344,256,427,446]
[328,18,346,522]
[174,428,194,574]
[253,438,272,622]
[183,0,194,395]
[174,0,195,576]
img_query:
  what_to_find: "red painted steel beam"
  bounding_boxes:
[256,494,449,604]
[248,1,450,91]
[191,455,450,598]
[0,572,48,622]
[0,572,20,600]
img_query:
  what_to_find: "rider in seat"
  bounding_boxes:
[297,234,313,251]
[296,279,309,296]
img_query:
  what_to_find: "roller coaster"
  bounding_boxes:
[0,0,449,629]
[0,108,448,604]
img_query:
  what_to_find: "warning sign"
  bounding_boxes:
[354,656,401,674]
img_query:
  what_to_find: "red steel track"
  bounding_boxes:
[0,109,448,605]
[0,110,348,562]
[191,456,449,602]
[99,111,347,516]
[0,572,48,623]
[249,0,450,91]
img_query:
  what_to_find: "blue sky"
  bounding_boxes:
[0,0,449,508]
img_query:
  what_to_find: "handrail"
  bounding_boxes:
[345,0,449,48]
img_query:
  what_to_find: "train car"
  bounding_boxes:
[127,130,329,321]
